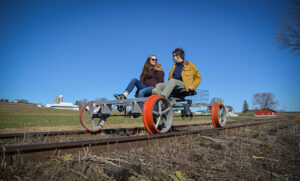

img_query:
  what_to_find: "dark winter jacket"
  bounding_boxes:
[143,66,164,87]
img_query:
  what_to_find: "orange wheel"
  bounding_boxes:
[143,95,173,134]
[211,102,227,128]
[142,96,156,134]
[79,101,106,132]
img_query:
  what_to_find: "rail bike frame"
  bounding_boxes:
[79,94,227,134]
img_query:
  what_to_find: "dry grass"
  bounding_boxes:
[1,118,299,180]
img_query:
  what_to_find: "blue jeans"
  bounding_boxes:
[125,78,154,98]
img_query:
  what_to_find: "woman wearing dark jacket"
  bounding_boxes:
[114,55,164,99]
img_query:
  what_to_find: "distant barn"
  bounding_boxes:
[255,108,277,116]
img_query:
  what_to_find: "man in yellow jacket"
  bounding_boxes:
[153,48,201,98]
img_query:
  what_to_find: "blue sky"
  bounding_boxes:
[0,0,299,112]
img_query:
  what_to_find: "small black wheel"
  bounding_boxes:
[181,110,185,118]
[132,113,141,118]
[117,105,125,112]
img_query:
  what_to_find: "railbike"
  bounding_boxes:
[79,89,227,134]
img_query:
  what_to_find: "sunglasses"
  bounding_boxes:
[151,59,157,61]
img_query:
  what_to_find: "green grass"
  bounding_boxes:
[0,102,81,129]
[0,114,79,128]
[0,102,211,129]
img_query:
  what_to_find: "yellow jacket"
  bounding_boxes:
[168,60,201,92]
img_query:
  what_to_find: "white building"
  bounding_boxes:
[45,95,79,110]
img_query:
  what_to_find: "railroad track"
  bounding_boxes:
[0,117,282,139]
[0,117,292,164]
[0,123,209,139]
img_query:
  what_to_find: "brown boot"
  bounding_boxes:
[152,88,160,95]
[114,94,121,99]
[119,94,127,99]
[114,94,127,99]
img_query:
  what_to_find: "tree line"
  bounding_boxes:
[0,98,30,104]
[75,98,108,110]
[1,93,280,113]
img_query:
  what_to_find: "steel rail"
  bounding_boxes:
[0,117,285,139]
[0,128,138,139]
[0,123,210,139]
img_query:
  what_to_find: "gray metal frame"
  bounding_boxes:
[93,96,210,117]
[80,94,228,133]
[170,98,210,108]
[95,97,148,115]
[80,87,228,133]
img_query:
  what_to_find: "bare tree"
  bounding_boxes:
[75,98,89,110]
[0,98,9,102]
[17,99,29,104]
[81,98,88,106]
[252,92,278,109]
[75,100,82,110]
[276,0,300,53]
[95,97,108,104]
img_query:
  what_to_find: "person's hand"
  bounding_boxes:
[188,86,194,91]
